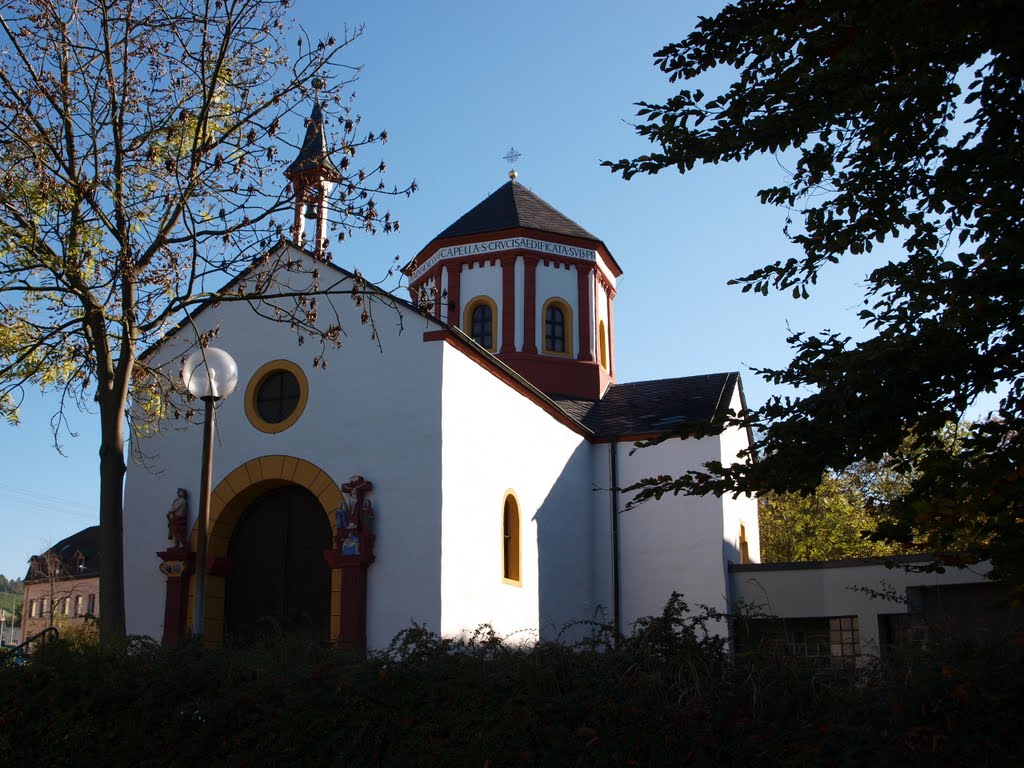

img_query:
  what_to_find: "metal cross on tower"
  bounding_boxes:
[504,147,522,179]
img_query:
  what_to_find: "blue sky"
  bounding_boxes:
[0,0,902,578]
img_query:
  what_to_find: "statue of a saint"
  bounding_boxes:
[167,488,189,548]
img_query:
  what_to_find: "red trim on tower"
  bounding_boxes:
[523,255,539,354]
[577,265,594,362]
[500,255,516,353]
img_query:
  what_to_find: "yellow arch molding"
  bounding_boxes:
[186,455,344,645]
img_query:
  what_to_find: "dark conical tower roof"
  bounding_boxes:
[435,181,599,242]
[285,102,341,180]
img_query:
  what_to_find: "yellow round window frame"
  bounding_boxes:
[244,359,309,434]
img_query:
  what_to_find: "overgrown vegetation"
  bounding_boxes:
[1,596,1019,766]
[607,0,1024,590]
[0,574,24,626]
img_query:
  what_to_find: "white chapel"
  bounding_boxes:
[121,110,760,649]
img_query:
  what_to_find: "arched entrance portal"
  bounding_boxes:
[185,456,344,646]
[225,485,332,643]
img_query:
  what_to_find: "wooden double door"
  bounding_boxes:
[225,485,332,643]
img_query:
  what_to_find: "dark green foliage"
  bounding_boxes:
[0,598,1021,767]
[605,0,1024,587]
[0,574,25,595]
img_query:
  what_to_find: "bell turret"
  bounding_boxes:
[284,102,342,255]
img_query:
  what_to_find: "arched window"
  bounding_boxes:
[598,320,608,369]
[542,298,573,356]
[502,492,521,585]
[463,296,498,352]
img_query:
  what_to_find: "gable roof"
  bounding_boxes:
[140,239,427,362]
[435,181,600,242]
[551,372,742,439]
[25,525,100,581]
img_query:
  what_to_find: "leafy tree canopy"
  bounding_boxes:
[0,575,24,595]
[606,1,1024,586]
[760,471,902,563]
[0,0,412,637]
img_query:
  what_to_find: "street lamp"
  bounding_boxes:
[182,347,238,638]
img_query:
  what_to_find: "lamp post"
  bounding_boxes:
[182,347,238,638]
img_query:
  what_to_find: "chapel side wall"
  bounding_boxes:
[590,442,615,628]
[438,343,594,641]
[123,257,444,648]
[616,436,730,633]
[730,561,993,655]
[719,388,760,583]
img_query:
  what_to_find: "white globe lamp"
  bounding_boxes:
[182,346,237,639]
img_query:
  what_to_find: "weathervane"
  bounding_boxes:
[503,147,522,180]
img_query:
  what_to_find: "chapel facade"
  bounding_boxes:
[121,110,760,650]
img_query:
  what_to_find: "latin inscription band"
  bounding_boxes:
[412,237,597,281]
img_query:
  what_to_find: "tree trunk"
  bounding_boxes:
[97,392,127,642]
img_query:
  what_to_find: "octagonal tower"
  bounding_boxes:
[403,179,621,400]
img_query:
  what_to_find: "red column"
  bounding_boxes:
[446,262,461,327]
[522,255,539,354]
[577,264,594,361]
[500,255,516,353]
[157,548,193,646]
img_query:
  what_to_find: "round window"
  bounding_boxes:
[245,360,308,433]
[255,369,300,424]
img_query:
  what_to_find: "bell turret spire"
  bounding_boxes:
[284,102,342,255]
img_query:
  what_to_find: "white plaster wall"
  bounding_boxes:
[440,265,450,324]
[589,442,617,629]
[123,247,445,648]
[458,261,502,336]
[730,561,993,655]
[719,388,760,583]
[596,255,618,289]
[534,263,579,354]
[438,343,594,641]
[615,435,731,633]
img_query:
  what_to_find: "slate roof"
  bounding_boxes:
[285,102,341,180]
[551,372,741,438]
[434,181,600,242]
[24,525,101,581]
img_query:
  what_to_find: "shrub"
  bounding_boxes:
[0,597,1019,767]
